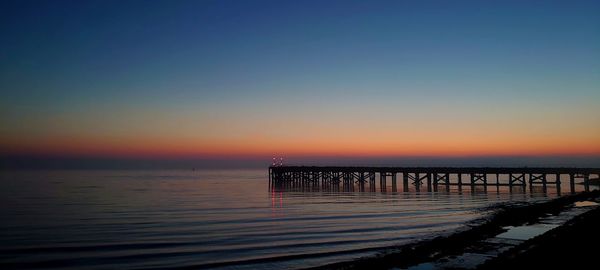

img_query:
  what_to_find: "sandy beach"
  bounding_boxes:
[311,191,600,270]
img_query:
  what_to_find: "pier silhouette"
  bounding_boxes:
[269,166,600,194]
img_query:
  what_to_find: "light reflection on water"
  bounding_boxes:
[0,169,582,269]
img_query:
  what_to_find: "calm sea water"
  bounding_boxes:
[0,169,579,269]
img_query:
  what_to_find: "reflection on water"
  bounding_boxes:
[0,169,581,269]
[496,224,558,241]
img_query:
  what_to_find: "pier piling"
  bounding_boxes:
[269,166,600,194]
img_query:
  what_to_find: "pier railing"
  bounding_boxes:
[269,166,600,194]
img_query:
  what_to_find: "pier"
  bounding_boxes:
[269,166,600,194]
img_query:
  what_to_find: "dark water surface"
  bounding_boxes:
[0,169,575,269]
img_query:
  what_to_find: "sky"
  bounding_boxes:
[1,0,600,168]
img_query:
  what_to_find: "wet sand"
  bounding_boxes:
[480,198,600,269]
[309,191,600,270]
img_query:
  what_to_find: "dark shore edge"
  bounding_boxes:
[479,198,600,269]
[307,191,600,270]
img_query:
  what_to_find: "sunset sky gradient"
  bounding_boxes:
[1,0,600,168]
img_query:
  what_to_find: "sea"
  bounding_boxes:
[0,169,588,269]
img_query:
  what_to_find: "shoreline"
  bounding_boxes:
[309,191,600,270]
[479,204,600,269]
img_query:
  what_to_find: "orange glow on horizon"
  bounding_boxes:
[4,92,599,160]
[3,132,600,158]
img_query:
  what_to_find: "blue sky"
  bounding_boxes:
[1,0,599,168]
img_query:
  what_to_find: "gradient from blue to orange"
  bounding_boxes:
[1,0,600,167]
